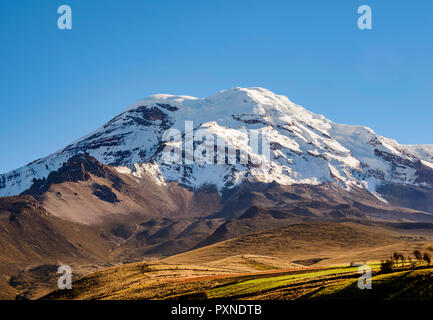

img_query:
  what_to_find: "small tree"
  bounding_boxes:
[423,252,431,265]
[398,254,406,267]
[414,250,423,264]
[393,252,400,266]
[381,259,394,273]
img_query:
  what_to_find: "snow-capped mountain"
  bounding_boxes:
[1,87,433,197]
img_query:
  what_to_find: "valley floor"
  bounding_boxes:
[26,221,433,300]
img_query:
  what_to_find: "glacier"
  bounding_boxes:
[1,87,433,197]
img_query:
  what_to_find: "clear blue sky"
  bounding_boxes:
[1,0,432,174]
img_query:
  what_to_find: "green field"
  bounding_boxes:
[42,260,433,300]
[311,267,433,300]
[207,264,380,298]
[204,263,433,300]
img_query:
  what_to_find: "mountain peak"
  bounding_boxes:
[128,87,304,120]
[1,87,433,197]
